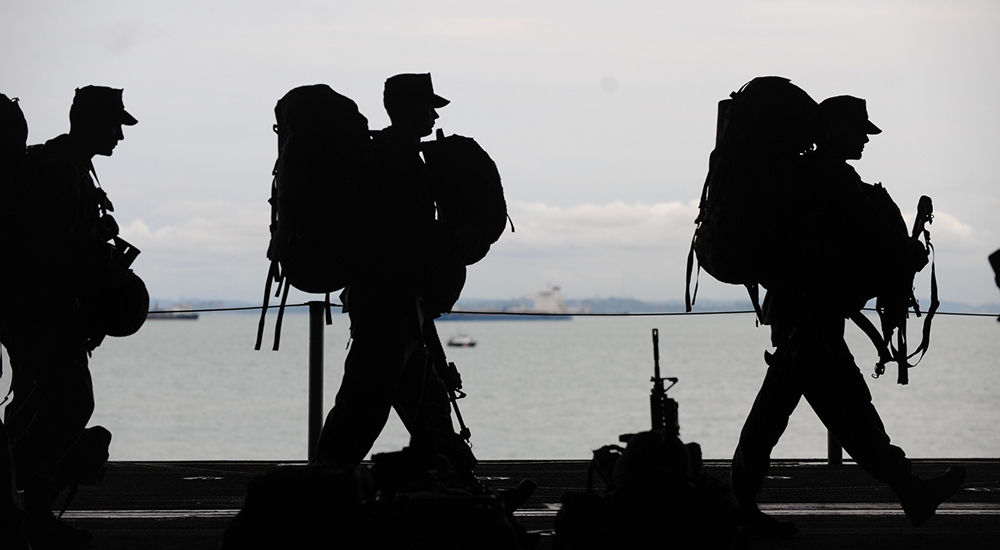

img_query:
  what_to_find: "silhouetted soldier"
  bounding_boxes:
[730,95,965,538]
[315,74,477,486]
[2,86,138,547]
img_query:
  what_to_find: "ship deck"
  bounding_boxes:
[56,458,1000,549]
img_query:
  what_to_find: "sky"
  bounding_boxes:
[3,0,999,306]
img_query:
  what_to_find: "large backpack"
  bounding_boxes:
[0,92,28,194]
[1,93,28,263]
[1,93,28,375]
[421,129,510,266]
[1,92,28,257]
[685,76,822,316]
[255,84,372,351]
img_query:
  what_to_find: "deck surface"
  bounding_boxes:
[47,458,1000,549]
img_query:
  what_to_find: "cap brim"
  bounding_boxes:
[431,94,450,108]
[121,110,138,126]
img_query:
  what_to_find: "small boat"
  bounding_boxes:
[447,333,476,347]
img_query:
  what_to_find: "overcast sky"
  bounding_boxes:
[3,1,998,305]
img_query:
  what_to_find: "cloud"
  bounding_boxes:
[114,198,998,304]
[117,201,271,299]
[422,16,561,40]
[103,20,159,54]
[917,210,974,244]
[501,200,698,252]
[120,201,269,259]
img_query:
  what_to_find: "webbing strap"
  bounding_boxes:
[906,242,939,365]
[272,280,290,351]
[254,260,278,351]
[746,282,763,325]
[685,231,700,312]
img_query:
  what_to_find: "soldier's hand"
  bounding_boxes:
[97,214,120,241]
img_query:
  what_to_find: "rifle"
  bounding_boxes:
[649,328,680,435]
[423,319,472,442]
[872,195,937,385]
[621,328,679,442]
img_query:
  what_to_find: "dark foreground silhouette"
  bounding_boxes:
[554,433,740,550]
[1,87,147,549]
[554,331,739,549]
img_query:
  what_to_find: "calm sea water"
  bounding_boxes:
[2,310,998,461]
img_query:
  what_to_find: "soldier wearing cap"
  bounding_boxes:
[316,74,477,485]
[2,85,139,547]
[730,94,964,537]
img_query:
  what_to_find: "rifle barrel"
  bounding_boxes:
[652,328,661,380]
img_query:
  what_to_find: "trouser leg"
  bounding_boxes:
[731,351,803,501]
[392,344,476,473]
[1,419,21,516]
[6,347,93,516]
[315,290,424,467]
[799,340,916,493]
[315,312,417,466]
[392,346,441,455]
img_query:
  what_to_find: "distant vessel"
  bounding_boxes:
[148,302,199,320]
[447,333,477,347]
[438,286,586,321]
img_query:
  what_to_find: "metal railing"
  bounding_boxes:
[148,302,999,464]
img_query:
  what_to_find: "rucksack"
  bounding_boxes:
[0,92,28,200]
[1,93,28,275]
[421,129,511,266]
[685,76,822,316]
[0,93,27,376]
[255,84,372,351]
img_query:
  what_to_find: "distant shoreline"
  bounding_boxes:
[149,297,1000,316]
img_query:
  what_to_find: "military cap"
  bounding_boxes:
[819,95,880,134]
[71,85,138,126]
[383,73,449,111]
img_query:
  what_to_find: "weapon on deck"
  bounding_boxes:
[621,328,679,443]
[649,328,680,436]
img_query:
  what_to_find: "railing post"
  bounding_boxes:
[827,430,842,466]
[308,301,325,461]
